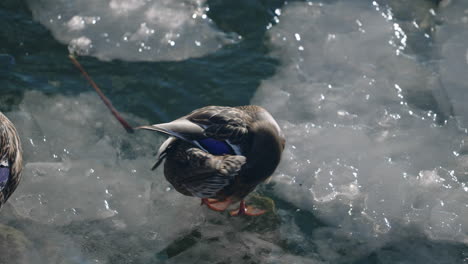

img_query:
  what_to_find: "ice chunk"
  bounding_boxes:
[27,0,239,61]
[253,0,468,251]
[7,91,206,247]
[437,0,468,129]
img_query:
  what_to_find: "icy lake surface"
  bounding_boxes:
[1,0,468,263]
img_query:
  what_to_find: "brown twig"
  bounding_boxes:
[69,55,134,133]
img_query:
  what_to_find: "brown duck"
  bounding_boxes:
[0,112,22,209]
[67,57,285,215]
[138,105,285,216]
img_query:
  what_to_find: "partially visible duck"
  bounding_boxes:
[0,112,22,209]
[138,105,285,216]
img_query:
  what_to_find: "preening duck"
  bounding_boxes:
[138,105,285,216]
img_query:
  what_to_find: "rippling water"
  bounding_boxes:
[1,0,468,263]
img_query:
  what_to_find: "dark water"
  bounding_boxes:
[1,0,468,263]
[0,0,280,120]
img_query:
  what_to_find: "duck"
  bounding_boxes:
[67,56,286,215]
[138,105,285,216]
[0,112,22,209]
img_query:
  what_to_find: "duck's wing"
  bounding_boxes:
[137,106,253,144]
[0,162,17,206]
[186,106,252,143]
[0,159,9,189]
[151,137,177,170]
[136,118,206,143]
[182,148,246,198]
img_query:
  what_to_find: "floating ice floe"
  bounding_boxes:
[253,0,468,261]
[27,0,239,61]
[437,0,468,130]
[7,91,208,249]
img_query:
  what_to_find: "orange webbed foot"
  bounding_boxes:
[201,198,232,212]
[229,200,266,216]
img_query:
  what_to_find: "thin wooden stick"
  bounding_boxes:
[69,55,134,133]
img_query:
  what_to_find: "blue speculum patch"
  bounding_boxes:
[198,138,234,155]
[0,167,9,191]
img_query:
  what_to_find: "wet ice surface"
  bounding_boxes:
[2,92,317,263]
[437,0,468,130]
[4,91,210,262]
[27,0,239,61]
[2,0,468,263]
[253,0,468,262]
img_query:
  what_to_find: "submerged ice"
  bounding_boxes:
[27,0,238,61]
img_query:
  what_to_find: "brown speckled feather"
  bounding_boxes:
[186,106,252,143]
[139,105,285,202]
[0,112,22,208]
[163,140,246,198]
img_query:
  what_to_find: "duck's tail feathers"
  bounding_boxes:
[136,119,205,142]
[151,137,177,170]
